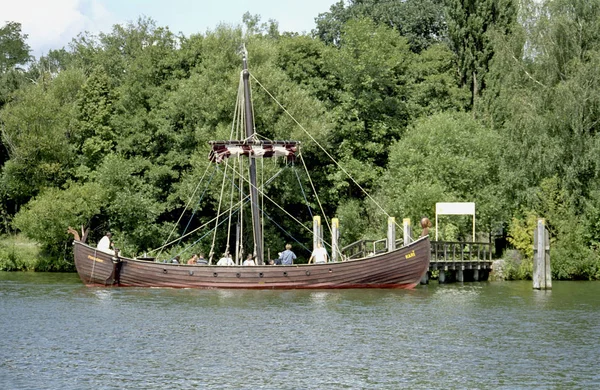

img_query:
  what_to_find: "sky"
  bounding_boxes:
[2,0,340,60]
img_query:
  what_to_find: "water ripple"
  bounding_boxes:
[1,273,599,389]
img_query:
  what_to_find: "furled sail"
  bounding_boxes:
[208,140,299,163]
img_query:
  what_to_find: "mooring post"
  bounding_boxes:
[439,269,446,283]
[457,267,464,282]
[313,216,321,251]
[332,218,339,262]
[403,218,411,246]
[388,217,396,252]
[533,218,552,290]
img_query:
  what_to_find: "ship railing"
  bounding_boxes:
[341,238,389,260]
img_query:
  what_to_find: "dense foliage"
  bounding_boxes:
[1,0,600,279]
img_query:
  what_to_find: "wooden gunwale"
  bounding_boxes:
[73,236,430,289]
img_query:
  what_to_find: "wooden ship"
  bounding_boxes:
[71,51,430,289]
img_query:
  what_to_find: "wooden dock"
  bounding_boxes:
[426,240,493,283]
[341,239,494,284]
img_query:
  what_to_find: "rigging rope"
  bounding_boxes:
[261,155,264,259]
[181,167,218,237]
[156,162,215,259]
[178,201,246,258]
[250,73,399,229]
[209,159,231,263]
[229,161,314,237]
[225,158,236,256]
[261,208,311,255]
[208,71,245,263]
[293,162,313,219]
[149,196,249,254]
[298,151,336,254]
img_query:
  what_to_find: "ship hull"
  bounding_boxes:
[74,237,430,289]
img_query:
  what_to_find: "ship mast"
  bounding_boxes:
[242,51,264,265]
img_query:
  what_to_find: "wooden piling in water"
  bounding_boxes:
[403,218,411,246]
[533,219,552,290]
[332,218,339,263]
[388,217,396,252]
[313,216,321,251]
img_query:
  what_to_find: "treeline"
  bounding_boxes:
[0,0,599,279]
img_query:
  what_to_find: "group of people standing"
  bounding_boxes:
[186,254,208,265]
[185,242,328,266]
[97,233,329,266]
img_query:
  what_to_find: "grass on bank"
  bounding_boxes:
[0,234,73,272]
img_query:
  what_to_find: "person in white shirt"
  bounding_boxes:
[242,254,256,266]
[216,252,234,266]
[97,232,115,255]
[308,242,328,264]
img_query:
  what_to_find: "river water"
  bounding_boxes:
[0,272,598,389]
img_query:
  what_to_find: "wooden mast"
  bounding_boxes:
[242,51,264,265]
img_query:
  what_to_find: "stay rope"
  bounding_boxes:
[208,73,246,263]
[299,151,332,237]
[229,161,314,237]
[155,162,215,260]
[181,167,218,238]
[149,197,248,254]
[250,73,399,229]
[293,161,313,219]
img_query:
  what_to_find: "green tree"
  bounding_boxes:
[375,112,503,239]
[315,0,446,53]
[0,69,83,204]
[75,66,118,169]
[407,43,470,118]
[445,0,517,108]
[0,22,32,109]
[12,182,108,260]
[0,22,30,73]
[323,19,413,199]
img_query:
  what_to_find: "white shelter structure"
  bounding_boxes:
[435,202,476,242]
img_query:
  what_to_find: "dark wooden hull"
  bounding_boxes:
[73,237,430,289]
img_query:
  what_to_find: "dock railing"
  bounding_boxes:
[430,241,493,263]
[341,238,493,263]
[341,238,388,260]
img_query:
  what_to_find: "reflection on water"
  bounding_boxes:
[1,272,599,389]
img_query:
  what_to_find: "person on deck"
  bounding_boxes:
[171,255,180,264]
[187,254,198,265]
[243,254,256,266]
[308,242,328,264]
[216,252,234,266]
[196,253,208,265]
[278,244,296,266]
[97,232,115,255]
